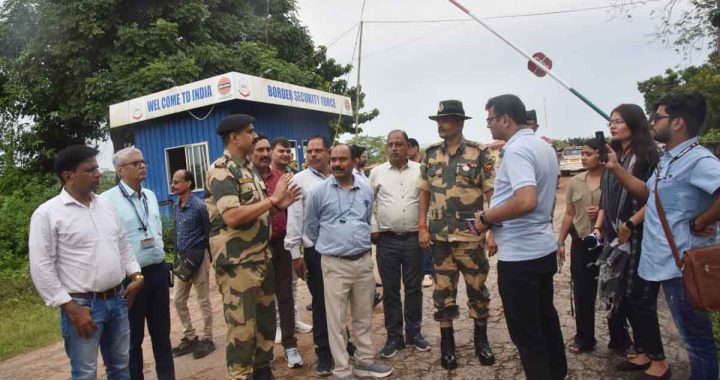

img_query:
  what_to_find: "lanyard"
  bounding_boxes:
[656,142,699,180]
[334,185,357,224]
[119,184,149,232]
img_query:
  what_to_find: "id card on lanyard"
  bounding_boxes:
[119,184,155,249]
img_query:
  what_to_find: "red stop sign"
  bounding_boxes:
[528,52,553,77]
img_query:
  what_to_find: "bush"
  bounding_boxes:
[0,170,59,274]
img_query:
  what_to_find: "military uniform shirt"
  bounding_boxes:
[205,149,270,267]
[418,138,495,242]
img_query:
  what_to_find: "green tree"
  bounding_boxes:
[0,0,377,172]
[637,57,720,135]
[342,134,388,166]
[614,0,720,55]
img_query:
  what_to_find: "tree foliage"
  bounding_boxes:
[342,134,388,166]
[614,0,720,56]
[637,56,720,134]
[0,0,377,172]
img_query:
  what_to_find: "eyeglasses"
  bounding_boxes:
[649,114,671,123]
[121,160,148,168]
[608,119,626,127]
[486,115,503,125]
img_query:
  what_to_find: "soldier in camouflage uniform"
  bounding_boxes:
[205,114,300,380]
[418,100,496,369]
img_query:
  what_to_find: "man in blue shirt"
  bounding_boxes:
[304,144,393,380]
[169,169,214,360]
[103,147,175,380]
[474,94,566,380]
[641,91,720,380]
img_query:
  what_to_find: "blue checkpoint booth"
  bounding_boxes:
[109,72,352,211]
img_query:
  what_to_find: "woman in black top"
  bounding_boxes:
[596,104,668,379]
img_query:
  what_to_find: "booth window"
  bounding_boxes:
[165,142,210,192]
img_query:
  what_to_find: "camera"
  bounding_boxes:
[582,230,603,250]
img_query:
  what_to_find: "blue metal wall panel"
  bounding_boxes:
[132,99,334,208]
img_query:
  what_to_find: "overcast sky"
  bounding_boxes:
[100,0,707,169]
[296,0,707,145]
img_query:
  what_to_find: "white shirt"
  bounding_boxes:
[369,160,421,233]
[29,188,141,307]
[490,129,559,262]
[284,167,331,259]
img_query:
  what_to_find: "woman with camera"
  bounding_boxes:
[557,139,603,354]
[596,104,668,380]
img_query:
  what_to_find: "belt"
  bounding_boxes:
[381,231,418,239]
[330,251,369,261]
[70,285,122,300]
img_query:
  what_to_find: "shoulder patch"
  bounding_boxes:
[483,161,494,172]
[213,155,230,168]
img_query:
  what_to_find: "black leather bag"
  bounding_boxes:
[172,247,205,282]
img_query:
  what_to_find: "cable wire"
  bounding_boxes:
[364,0,662,24]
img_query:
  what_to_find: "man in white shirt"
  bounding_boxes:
[29,145,144,380]
[369,130,429,358]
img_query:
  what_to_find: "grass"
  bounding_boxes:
[0,273,60,361]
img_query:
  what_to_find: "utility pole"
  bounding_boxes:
[265,0,270,45]
[354,21,364,143]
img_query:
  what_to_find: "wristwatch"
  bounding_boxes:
[479,212,493,229]
[624,220,635,230]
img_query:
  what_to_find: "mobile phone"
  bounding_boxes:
[595,131,607,162]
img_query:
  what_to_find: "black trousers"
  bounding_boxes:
[498,252,567,380]
[270,238,297,348]
[127,262,175,380]
[304,246,330,356]
[376,232,423,342]
[625,272,665,360]
[570,236,600,349]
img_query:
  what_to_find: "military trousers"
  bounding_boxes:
[216,257,276,379]
[431,239,490,323]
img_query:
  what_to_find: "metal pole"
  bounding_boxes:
[354,21,364,143]
[447,0,610,121]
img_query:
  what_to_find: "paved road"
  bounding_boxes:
[0,177,691,379]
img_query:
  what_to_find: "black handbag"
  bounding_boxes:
[172,247,206,282]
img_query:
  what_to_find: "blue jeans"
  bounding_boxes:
[422,248,433,275]
[61,295,131,380]
[662,277,719,380]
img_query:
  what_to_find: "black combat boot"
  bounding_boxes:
[474,323,496,366]
[251,367,274,380]
[440,327,458,370]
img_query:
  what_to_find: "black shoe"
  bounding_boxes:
[316,354,334,376]
[636,367,671,380]
[406,334,431,352]
[440,327,457,370]
[193,338,216,359]
[379,339,406,358]
[251,367,274,380]
[474,324,496,366]
[172,336,197,357]
[616,360,651,372]
[346,341,357,357]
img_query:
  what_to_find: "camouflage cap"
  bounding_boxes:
[216,114,255,135]
[429,100,472,120]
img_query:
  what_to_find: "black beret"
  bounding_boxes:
[216,114,255,135]
[526,110,537,124]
